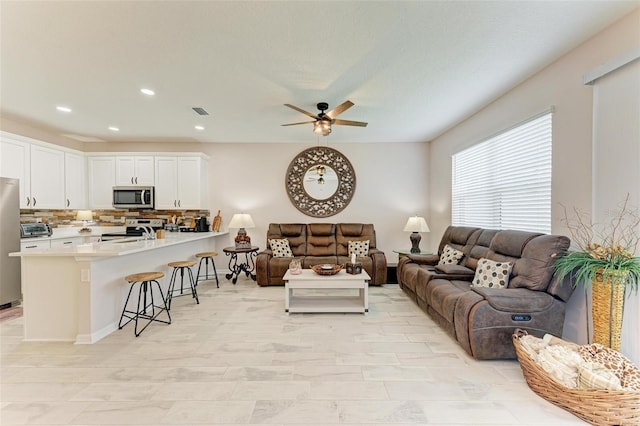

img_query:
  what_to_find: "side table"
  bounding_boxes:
[223,246,259,284]
[393,248,433,257]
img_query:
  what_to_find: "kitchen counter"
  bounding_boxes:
[10,231,229,344]
[13,231,227,257]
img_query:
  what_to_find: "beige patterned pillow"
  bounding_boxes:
[438,244,464,265]
[269,238,293,258]
[348,240,370,257]
[472,258,513,288]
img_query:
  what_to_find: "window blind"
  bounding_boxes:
[451,112,552,234]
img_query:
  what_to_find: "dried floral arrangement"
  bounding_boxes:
[554,194,640,293]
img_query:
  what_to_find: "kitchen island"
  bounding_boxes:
[10,231,228,344]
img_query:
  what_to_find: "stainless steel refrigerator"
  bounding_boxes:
[0,177,21,306]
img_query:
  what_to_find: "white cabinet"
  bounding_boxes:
[154,156,207,209]
[29,145,66,209]
[0,136,66,209]
[20,240,50,250]
[0,137,30,208]
[88,156,116,209]
[64,152,86,209]
[115,156,154,186]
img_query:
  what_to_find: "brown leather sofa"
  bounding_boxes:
[256,223,387,286]
[397,226,574,359]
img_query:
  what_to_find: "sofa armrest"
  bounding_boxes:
[255,249,274,286]
[406,254,439,265]
[470,287,555,313]
[368,248,388,285]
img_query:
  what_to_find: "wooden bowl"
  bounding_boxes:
[311,264,343,276]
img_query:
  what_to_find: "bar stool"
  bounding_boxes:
[167,260,199,309]
[119,272,171,337]
[195,251,219,288]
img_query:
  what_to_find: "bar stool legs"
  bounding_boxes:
[195,251,219,288]
[167,261,199,309]
[119,272,171,337]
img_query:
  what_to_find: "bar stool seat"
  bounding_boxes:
[119,271,171,337]
[195,251,219,287]
[167,260,199,309]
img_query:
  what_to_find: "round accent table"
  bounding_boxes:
[223,246,259,284]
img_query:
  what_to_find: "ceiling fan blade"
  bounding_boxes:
[281,120,316,126]
[325,100,354,119]
[284,104,318,119]
[333,119,368,127]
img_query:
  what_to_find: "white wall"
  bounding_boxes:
[428,9,640,348]
[205,142,430,267]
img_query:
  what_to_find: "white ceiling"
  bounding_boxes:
[1,1,637,144]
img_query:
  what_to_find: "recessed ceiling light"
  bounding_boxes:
[195,125,205,130]
[108,126,120,132]
[140,88,155,96]
[56,106,72,113]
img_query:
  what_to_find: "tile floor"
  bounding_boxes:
[0,276,586,425]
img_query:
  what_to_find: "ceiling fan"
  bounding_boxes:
[282,100,368,136]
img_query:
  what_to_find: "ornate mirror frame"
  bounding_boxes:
[285,146,356,217]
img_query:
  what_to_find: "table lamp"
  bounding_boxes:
[403,216,430,253]
[228,213,255,249]
[77,210,94,234]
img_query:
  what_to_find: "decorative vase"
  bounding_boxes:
[289,259,302,275]
[591,270,627,350]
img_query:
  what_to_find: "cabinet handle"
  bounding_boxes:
[25,245,37,249]
[63,241,72,245]
[33,197,36,206]
[26,197,30,206]
[131,177,134,184]
[174,200,177,207]
[67,199,70,207]
[135,177,138,184]
[178,200,181,207]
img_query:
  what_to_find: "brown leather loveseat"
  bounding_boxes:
[256,223,387,286]
[397,226,574,359]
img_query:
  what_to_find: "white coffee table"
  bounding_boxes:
[283,269,370,314]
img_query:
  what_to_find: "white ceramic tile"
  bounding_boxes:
[249,400,339,424]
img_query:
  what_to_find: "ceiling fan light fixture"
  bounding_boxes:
[313,120,331,136]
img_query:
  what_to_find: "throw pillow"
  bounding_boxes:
[269,238,293,258]
[438,244,465,265]
[472,257,513,288]
[348,240,370,258]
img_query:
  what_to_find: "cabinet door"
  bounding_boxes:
[50,238,80,248]
[65,152,86,209]
[134,156,155,185]
[176,157,203,209]
[115,157,136,186]
[154,157,178,209]
[30,145,65,209]
[0,137,31,208]
[88,157,116,209]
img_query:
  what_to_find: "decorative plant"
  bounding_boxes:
[554,194,640,292]
[554,194,640,349]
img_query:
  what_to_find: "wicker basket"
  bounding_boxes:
[311,264,343,276]
[512,330,640,425]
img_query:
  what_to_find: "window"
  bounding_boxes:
[451,111,552,234]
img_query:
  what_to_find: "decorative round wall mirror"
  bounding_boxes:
[286,146,356,217]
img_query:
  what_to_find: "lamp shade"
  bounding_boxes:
[228,213,255,229]
[403,216,430,233]
[76,210,93,221]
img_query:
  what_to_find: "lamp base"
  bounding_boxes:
[409,232,421,253]
[235,227,251,249]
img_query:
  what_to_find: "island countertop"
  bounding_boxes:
[11,231,229,258]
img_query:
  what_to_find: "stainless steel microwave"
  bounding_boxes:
[113,186,154,209]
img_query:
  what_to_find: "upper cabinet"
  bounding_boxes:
[115,156,154,186]
[154,156,208,210]
[64,152,86,209]
[0,133,70,209]
[87,156,116,209]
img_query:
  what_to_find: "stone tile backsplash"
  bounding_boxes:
[20,208,211,228]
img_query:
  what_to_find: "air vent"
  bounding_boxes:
[192,107,209,116]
